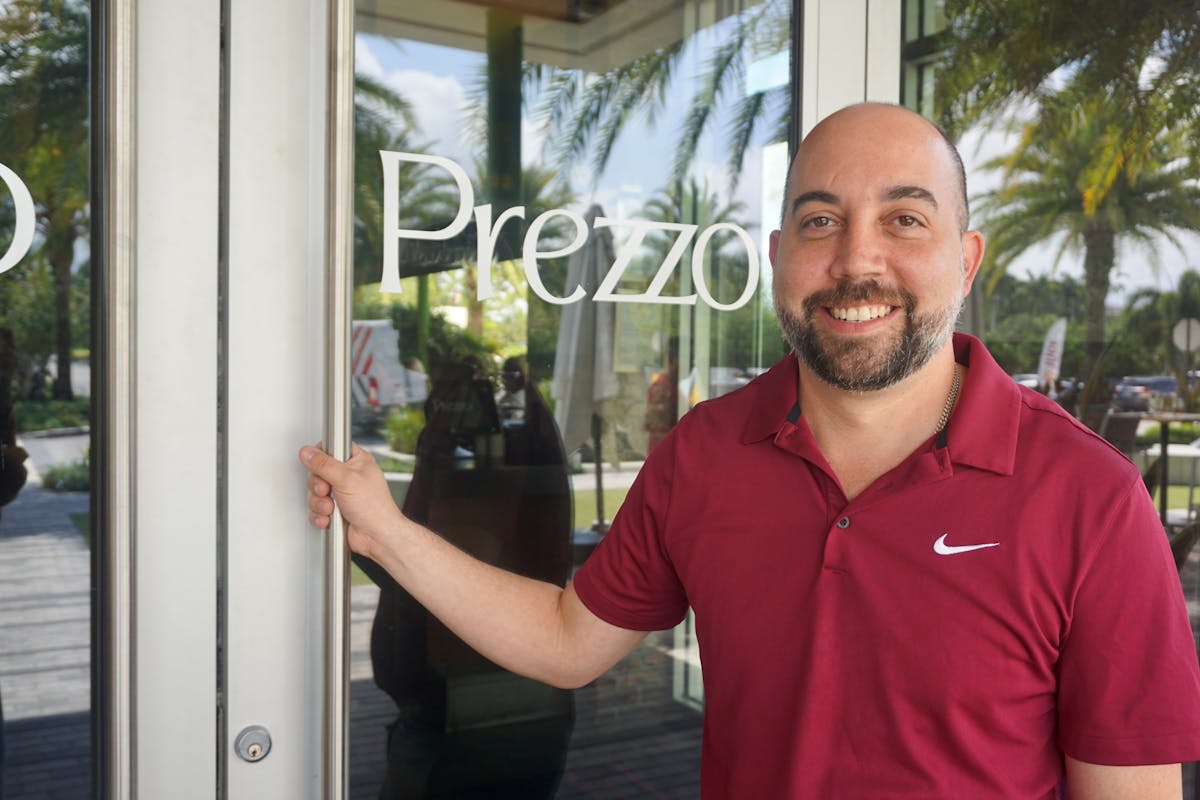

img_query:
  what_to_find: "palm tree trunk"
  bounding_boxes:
[1078,224,1115,416]
[47,229,74,401]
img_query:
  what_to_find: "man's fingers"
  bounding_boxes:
[308,490,334,515]
[308,473,331,497]
[299,445,347,483]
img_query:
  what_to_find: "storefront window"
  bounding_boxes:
[0,0,94,796]
[347,1,791,795]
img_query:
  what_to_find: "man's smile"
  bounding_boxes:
[826,304,897,323]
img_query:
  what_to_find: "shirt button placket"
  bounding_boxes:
[823,516,851,574]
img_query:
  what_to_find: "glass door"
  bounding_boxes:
[345,2,793,796]
[0,2,95,796]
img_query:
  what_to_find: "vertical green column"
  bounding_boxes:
[484,9,522,339]
[417,272,430,370]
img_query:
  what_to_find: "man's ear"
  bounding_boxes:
[960,230,985,296]
[768,229,781,267]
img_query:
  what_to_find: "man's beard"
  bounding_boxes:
[775,278,962,392]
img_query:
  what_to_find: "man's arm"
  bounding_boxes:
[1066,756,1181,800]
[300,444,646,688]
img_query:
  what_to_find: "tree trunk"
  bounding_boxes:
[47,228,74,401]
[1077,224,1115,413]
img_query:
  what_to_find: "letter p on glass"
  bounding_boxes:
[379,151,474,293]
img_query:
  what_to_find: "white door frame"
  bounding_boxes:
[100,0,348,797]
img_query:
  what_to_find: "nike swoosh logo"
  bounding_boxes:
[934,533,1000,555]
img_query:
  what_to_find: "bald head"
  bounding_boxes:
[781,103,970,233]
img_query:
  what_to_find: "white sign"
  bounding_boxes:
[1037,317,1067,389]
[379,150,761,311]
[1173,318,1200,353]
[0,162,35,275]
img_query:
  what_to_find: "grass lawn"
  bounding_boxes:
[573,487,630,531]
[1153,484,1200,513]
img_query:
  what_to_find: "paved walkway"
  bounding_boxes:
[0,484,91,799]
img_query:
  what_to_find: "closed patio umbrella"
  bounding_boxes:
[550,204,620,529]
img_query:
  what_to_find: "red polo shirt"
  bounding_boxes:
[572,334,1200,798]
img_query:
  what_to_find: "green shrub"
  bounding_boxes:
[15,397,90,432]
[1136,422,1200,446]
[385,406,424,454]
[42,457,90,492]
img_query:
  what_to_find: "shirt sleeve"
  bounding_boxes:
[1056,474,1200,765]
[571,434,689,632]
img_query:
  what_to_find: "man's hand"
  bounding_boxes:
[298,441,645,688]
[299,443,404,562]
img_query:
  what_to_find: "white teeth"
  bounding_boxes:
[830,304,892,322]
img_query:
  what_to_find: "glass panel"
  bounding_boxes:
[0,0,94,797]
[348,1,790,796]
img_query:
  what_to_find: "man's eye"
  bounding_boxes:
[803,215,834,228]
[894,214,920,227]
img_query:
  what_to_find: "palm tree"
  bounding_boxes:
[0,0,89,400]
[975,91,1200,403]
[936,0,1200,155]
[525,0,791,190]
[353,73,463,291]
[1122,269,1200,409]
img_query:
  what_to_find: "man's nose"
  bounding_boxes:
[830,221,885,281]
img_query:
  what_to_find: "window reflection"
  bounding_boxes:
[0,0,94,796]
[357,352,573,798]
[350,1,790,796]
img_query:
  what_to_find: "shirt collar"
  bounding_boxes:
[945,333,1021,476]
[741,353,801,445]
[739,334,1021,476]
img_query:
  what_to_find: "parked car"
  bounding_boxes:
[1112,375,1180,412]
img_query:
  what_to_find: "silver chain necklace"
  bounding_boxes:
[936,364,961,433]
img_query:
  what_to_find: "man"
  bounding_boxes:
[301,103,1200,797]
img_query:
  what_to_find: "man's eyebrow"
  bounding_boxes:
[884,185,938,208]
[789,190,838,216]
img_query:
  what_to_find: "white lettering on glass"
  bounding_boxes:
[378,149,761,311]
[380,151,474,293]
[593,218,697,305]
[473,203,525,301]
[0,162,35,275]
[523,209,588,305]
[692,223,760,311]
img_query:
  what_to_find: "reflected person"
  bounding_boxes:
[357,354,572,799]
[304,104,1200,798]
